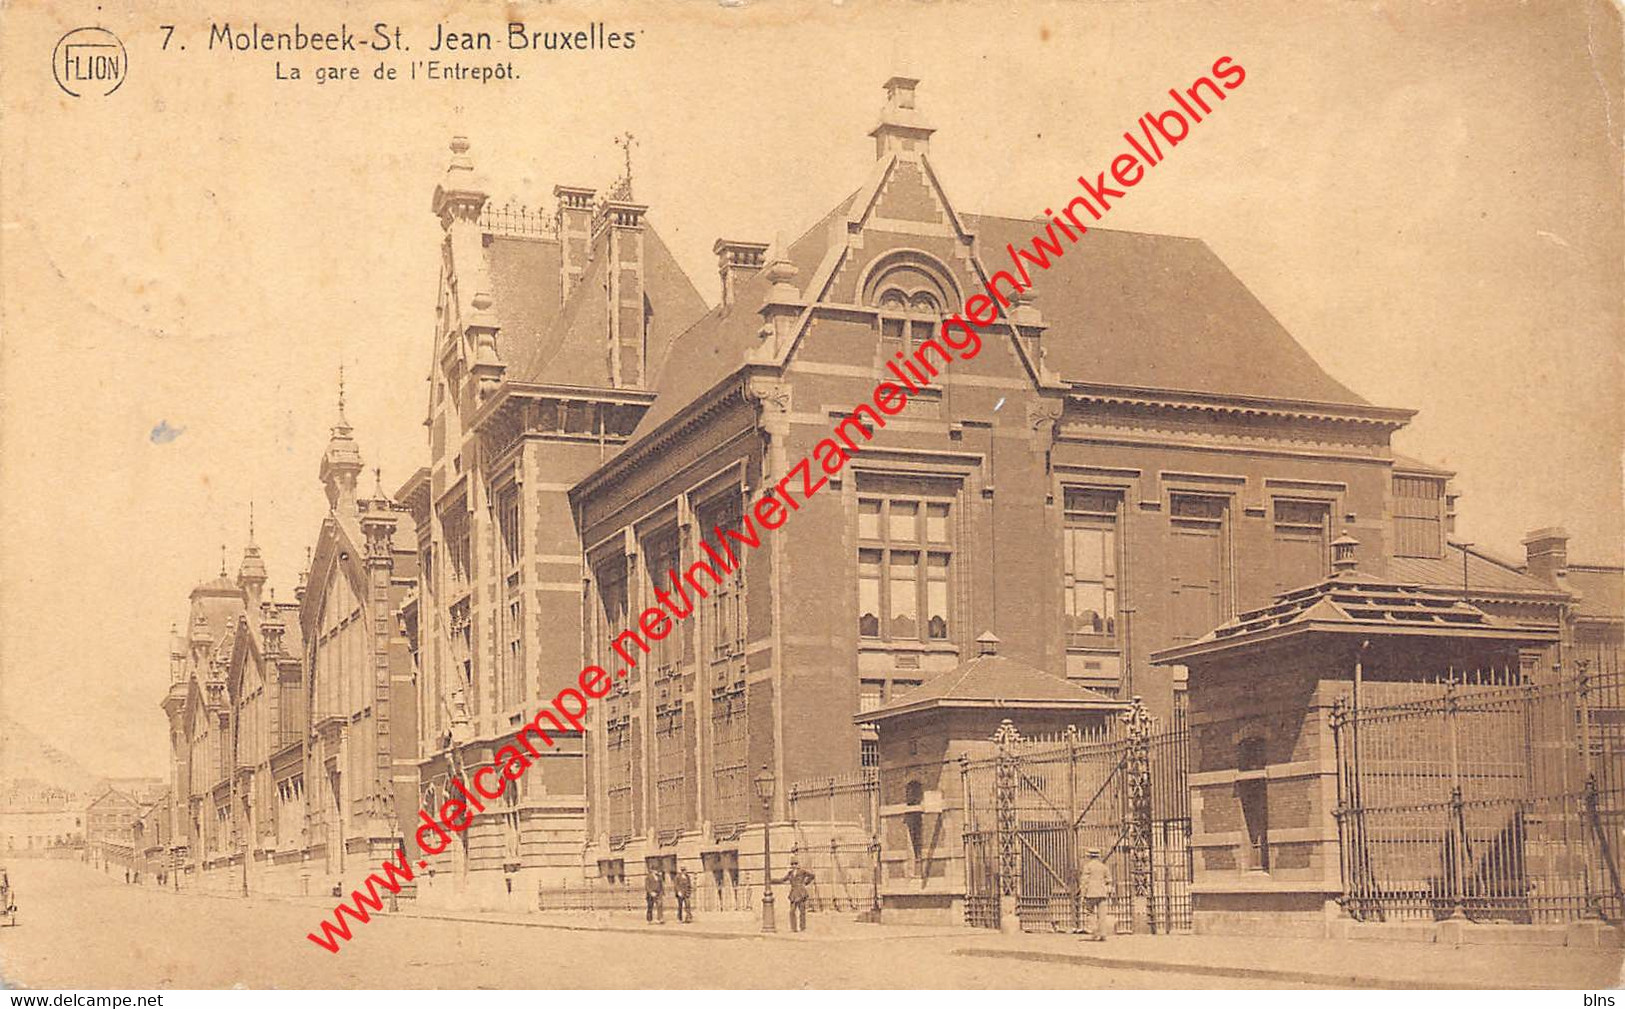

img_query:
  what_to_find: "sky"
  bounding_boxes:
[1,0,1620,778]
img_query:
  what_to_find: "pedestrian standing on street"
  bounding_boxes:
[1077,847,1112,942]
[673,866,694,924]
[645,865,666,925]
[783,857,814,933]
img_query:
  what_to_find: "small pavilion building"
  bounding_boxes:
[1152,536,1564,939]
[859,634,1125,923]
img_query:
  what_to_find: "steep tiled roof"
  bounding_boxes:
[487,236,564,376]
[621,183,1376,453]
[861,653,1122,723]
[628,193,859,442]
[1153,572,1559,664]
[1389,541,1563,598]
[1392,452,1456,477]
[964,216,1367,405]
[504,224,708,389]
[1568,565,1625,621]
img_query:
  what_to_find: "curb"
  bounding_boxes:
[949,946,1518,989]
[400,909,961,944]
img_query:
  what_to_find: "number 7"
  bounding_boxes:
[159,25,174,49]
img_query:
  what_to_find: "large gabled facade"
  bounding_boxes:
[156,408,416,897]
[407,138,709,908]
[561,77,1418,903]
[299,408,420,893]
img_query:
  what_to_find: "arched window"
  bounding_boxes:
[862,252,956,358]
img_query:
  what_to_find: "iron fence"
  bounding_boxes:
[1331,662,1625,925]
[960,701,1192,933]
[786,769,880,913]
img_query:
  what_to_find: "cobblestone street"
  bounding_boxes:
[0,861,1293,989]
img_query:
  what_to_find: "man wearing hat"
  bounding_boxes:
[782,857,815,933]
[673,865,694,924]
[644,864,666,925]
[1077,847,1112,941]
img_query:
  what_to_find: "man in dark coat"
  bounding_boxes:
[783,857,814,933]
[673,866,694,923]
[645,866,666,924]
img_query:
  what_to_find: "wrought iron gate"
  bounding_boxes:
[961,698,1192,933]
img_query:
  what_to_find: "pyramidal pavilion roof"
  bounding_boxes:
[859,649,1124,724]
[1152,570,1560,666]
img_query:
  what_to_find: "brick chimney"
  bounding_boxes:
[597,198,650,388]
[714,239,768,310]
[1523,527,1570,585]
[869,76,935,160]
[553,185,596,303]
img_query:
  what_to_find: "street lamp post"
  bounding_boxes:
[755,764,777,933]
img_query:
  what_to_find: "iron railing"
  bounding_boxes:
[786,769,880,913]
[960,701,1192,933]
[1331,662,1625,924]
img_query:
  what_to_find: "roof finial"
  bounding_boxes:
[248,500,256,544]
[610,131,637,201]
[220,544,227,577]
[338,362,347,421]
[1331,531,1360,578]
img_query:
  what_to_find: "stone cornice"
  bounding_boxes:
[1065,381,1415,429]
[570,363,773,504]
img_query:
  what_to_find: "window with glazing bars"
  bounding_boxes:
[644,530,684,673]
[604,710,635,841]
[857,496,951,642]
[697,494,745,665]
[1063,489,1121,645]
[710,689,749,828]
[877,288,942,360]
[496,484,523,707]
[654,704,688,832]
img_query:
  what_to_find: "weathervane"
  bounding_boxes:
[610,131,637,201]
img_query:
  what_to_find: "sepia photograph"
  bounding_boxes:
[1,0,1622,995]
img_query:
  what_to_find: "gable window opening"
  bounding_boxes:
[857,496,951,643]
[877,287,943,361]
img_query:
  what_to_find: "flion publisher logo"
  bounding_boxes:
[53,26,126,97]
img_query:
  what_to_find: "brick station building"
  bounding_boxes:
[403,76,1481,908]
[149,76,1618,915]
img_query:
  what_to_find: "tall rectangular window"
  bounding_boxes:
[595,555,629,674]
[710,689,749,829]
[496,484,523,707]
[857,494,952,643]
[1063,489,1122,647]
[1271,499,1331,597]
[697,494,745,667]
[1393,475,1445,559]
[644,530,684,673]
[654,704,688,833]
[1169,493,1229,643]
[442,505,472,593]
[604,712,635,842]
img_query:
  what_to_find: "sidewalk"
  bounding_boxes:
[949,929,1625,989]
[152,880,1625,988]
